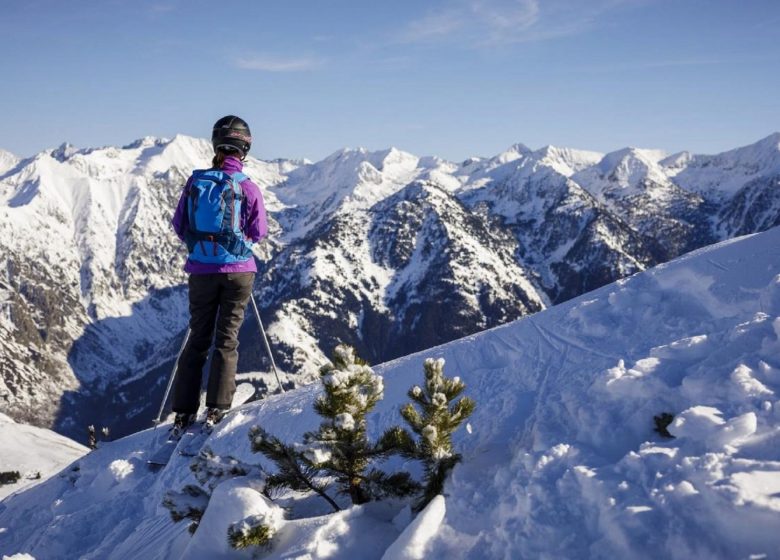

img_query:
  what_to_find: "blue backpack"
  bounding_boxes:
[184,169,253,264]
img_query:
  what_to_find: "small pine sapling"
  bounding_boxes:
[248,344,418,510]
[249,426,340,512]
[304,344,417,504]
[189,447,257,491]
[87,425,97,450]
[401,357,475,511]
[227,509,284,551]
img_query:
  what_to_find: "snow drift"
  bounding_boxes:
[3,226,780,558]
[0,413,87,502]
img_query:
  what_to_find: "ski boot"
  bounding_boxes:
[204,407,226,433]
[171,412,196,439]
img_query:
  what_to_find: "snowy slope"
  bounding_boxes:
[3,226,780,559]
[0,413,87,501]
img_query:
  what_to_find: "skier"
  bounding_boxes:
[169,115,268,436]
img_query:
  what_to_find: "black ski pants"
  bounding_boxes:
[172,272,255,413]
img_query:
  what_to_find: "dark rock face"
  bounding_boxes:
[548,214,657,304]
[719,174,780,237]
[459,167,662,303]
[256,181,543,373]
[0,251,85,426]
[597,178,718,261]
[370,182,543,358]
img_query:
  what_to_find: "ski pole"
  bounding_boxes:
[153,327,191,428]
[249,294,285,393]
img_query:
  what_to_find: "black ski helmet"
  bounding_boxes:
[212,115,252,157]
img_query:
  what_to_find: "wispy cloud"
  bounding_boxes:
[399,11,466,43]
[234,55,322,73]
[471,0,541,32]
[397,0,633,47]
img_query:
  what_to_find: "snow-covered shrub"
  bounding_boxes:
[400,357,475,510]
[164,449,261,536]
[0,471,21,485]
[250,344,419,510]
[190,447,259,491]
[87,425,96,450]
[227,508,284,550]
[162,485,210,534]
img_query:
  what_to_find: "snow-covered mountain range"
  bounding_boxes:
[3,224,780,559]
[1,133,779,440]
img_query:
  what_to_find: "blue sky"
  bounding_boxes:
[1,0,778,161]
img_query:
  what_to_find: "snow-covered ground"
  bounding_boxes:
[3,226,780,559]
[0,413,87,502]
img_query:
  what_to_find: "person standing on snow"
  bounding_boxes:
[169,115,268,435]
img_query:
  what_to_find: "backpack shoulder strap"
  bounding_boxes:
[229,171,248,184]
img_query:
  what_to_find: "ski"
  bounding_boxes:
[147,383,255,468]
[177,383,256,457]
[147,421,199,468]
[176,428,210,458]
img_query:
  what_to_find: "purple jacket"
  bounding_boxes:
[172,156,268,274]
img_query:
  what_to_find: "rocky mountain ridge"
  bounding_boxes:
[1,133,778,439]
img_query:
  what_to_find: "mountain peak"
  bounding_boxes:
[494,142,532,163]
[598,147,666,175]
[574,146,671,193]
[509,142,533,153]
[532,145,604,176]
[367,146,419,173]
[660,150,693,169]
[671,132,780,196]
[757,131,780,145]
[746,131,780,156]
[122,136,169,150]
[699,132,780,163]
[49,142,80,162]
[323,146,368,161]
[0,148,20,176]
